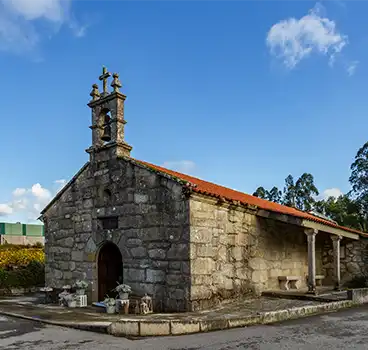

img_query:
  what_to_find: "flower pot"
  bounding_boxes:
[76,289,85,296]
[68,300,77,308]
[106,305,116,314]
[119,292,129,300]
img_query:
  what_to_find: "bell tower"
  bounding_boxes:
[86,66,132,162]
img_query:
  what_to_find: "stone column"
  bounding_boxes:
[305,228,318,294]
[331,235,342,291]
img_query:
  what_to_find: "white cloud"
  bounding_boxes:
[0,0,86,54]
[0,204,13,216]
[54,179,67,192]
[31,183,52,200]
[347,60,359,76]
[266,3,348,69]
[162,160,196,175]
[12,188,26,197]
[5,0,68,22]
[0,181,63,223]
[320,187,343,200]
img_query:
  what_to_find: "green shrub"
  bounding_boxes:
[0,260,45,290]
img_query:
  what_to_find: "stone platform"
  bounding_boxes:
[262,286,349,302]
[0,292,356,337]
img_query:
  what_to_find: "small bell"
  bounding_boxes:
[101,124,111,141]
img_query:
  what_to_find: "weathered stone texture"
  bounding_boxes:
[43,159,190,312]
[322,237,368,285]
[188,195,324,309]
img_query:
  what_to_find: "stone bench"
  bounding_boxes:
[305,274,325,286]
[278,276,301,290]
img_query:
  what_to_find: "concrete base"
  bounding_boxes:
[107,300,354,337]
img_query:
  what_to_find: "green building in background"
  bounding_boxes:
[0,222,44,245]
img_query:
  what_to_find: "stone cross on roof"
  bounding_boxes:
[99,66,111,96]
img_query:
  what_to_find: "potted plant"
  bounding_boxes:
[113,283,132,300]
[64,294,77,308]
[104,297,116,314]
[73,280,88,295]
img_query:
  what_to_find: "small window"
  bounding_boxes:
[100,216,118,230]
[103,189,112,203]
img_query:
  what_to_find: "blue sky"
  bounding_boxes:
[0,0,367,223]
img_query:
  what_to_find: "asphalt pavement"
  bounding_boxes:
[1,305,368,349]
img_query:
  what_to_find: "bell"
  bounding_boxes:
[101,124,111,142]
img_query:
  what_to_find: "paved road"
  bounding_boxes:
[1,305,368,349]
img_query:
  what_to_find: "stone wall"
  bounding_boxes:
[43,158,191,312]
[322,236,368,285]
[188,195,324,310]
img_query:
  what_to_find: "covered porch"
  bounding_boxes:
[257,209,361,294]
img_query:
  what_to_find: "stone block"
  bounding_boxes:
[146,269,165,283]
[213,272,224,285]
[192,275,212,285]
[138,227,165,241]
[191,218,217,229]
[191,285,212,300]
[71,251,84,262]
[224,277,233,290]
[151,260,169,269]
[148,249,166,259]
[222,263,235,278]
[108,321,139,337]
[69,261,76,271]
[170,321,200,335]
[281,259,295,270]
[190,199,203,211]
[236,267,250,280]
[131,246,147,258]
[166,273,183,286]
[167,244,188,260]
[191,228,212,244]
[269,268,282,278]
[252,270,268,283]
[124,268,145,282]
[249,258,268,271]
[168,287,186,300]
[196,245,214,257]
[181,261,190,274]
[126,238,142,247]
[191,258,215,275]
[169,261,181,270]
[140,322,170,336]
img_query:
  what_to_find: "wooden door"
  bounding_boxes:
[98,242,122,301]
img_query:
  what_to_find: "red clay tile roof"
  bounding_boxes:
[137,160,366,237]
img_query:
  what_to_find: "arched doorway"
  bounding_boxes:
[97,241,123,301]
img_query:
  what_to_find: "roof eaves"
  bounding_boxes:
[129,158,198,188]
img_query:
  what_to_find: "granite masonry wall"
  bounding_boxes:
[43,158,190,312]
[188,195,324,310]
[322,236,368,286]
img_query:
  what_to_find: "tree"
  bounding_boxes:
[294,173,319,211]
[255,173,318,211]
[315,194,366,231]
[350,141,368,199]
[251,140,368,232]
[253,187,267,199]
[253,186,282,203]
[267,186,282,204]
[282,175,296,207]
[349,141,368,231]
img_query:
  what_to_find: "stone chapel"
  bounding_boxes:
[40,67,368,312]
